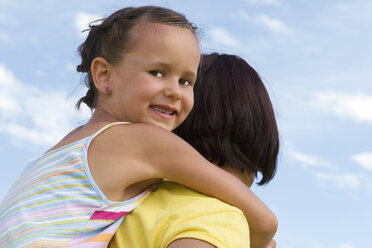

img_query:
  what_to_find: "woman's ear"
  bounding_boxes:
[91,57,112,93]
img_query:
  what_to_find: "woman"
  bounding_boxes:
[110,53,279,248]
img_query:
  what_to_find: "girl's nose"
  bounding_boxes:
[164,80,182,100]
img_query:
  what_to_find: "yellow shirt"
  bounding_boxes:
[109,181,249,248]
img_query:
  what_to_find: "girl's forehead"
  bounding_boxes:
[130,22,198,46]
[127,22,200,61]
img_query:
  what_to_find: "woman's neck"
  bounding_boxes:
[221,166,254,188]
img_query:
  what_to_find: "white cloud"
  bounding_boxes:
[31,35,40,46]
[206,27,239,48]
[0,11,20,27]
[0,32,10,43]
[74,12,103,34]
[255,14,293,34]
[314,91,372,124]
[66,63,76,73]
[0,64,90,146]
[238,9,251,22]
[337,243,355,248]
[352,152,372,170]
[316,172,361,190]
[238,10,293,34]
[245,0,280,6]
[35,69,46,77]
[289,150,333,169]
[287,148,371,192]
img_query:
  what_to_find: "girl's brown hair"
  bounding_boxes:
[76,6,197,109]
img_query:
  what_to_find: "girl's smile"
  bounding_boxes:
[100,23,200,131]
[150,105,178,119]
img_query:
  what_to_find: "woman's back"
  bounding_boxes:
[109,181,250,248]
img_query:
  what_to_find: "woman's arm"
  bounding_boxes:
[168,239,216,248]
[168,239,277,248]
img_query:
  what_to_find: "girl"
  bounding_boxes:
[109,53,279,248]
[0,6,276,248]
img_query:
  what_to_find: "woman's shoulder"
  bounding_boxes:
[154,181,244,212]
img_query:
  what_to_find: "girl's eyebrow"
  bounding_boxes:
[183,70,197,81]
[150,61,172,70]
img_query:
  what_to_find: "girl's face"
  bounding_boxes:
[107,23,200,131]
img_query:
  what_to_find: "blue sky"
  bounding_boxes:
[0,0,371,247]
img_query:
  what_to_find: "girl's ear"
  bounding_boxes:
[91,57,112,93]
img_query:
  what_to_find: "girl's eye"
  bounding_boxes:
[150,71,164,78]
[179,79,191,86]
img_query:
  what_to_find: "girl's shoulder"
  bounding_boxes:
[96,122,178,144]
[86,122,165,201]
[44,121,132,154]
[46,121,180,157]
[44,125,86,154]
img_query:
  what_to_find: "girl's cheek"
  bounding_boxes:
[188,91,194,109]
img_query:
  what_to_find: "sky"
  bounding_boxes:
[0,0,371,247]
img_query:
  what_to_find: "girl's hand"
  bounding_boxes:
[266,239,276,248]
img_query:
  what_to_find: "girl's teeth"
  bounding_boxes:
[153,106,173,115]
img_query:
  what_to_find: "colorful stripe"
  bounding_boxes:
[0,122,152,247]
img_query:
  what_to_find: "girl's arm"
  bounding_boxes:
[93,123,277,247]
[140,125,277,248]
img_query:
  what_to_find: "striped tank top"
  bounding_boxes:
[0,122,153,247]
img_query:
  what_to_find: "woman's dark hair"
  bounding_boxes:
[76,6,197,109]
[174,53,279,185]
